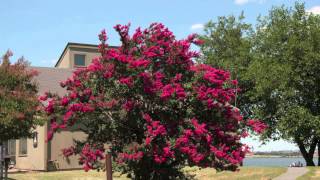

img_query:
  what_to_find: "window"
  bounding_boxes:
[5,140,16,163]
[5,140,16,156]
[74,54,86,66]
[3,141,8,155]
[19,138,27,156]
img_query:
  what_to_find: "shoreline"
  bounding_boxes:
[246,155,319,158]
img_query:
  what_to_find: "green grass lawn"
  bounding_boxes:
[8,170,129,180]
[8,167,286,180]
[185,166,286,180]
[297,167,320,180]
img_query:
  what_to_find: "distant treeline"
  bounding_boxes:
[254,151,306,157]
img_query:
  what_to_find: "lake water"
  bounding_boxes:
[243,157,319,167]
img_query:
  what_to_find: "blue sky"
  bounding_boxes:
[1,0,320,151]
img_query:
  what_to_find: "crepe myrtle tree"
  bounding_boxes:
[0,51,40,144]
[41,23,266,179]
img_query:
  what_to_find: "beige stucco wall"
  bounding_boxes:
[14,125,88,171]
[56,49,70,68]
[49,131,87,170]
[15,125,47,170]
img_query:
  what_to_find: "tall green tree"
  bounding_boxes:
[248,2,320,166]
[200,2,320,166]
[0,51,41,144]
[199,13,254,117]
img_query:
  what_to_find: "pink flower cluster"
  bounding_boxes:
[79,144,105,171]
[122,99,134,111]
[174,119,209,164]
[247,119,268,134]
[152,143,174,164]
[119,76,134,87]
[192,65,237,106]
[117,143,145,163]
[138,72,165,95]
[62,146,76,157]
[143,114,167,140]
[118,151,144,163]
[117,114,176,165]
[160,83,186,100]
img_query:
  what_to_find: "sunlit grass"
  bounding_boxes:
[184,166,286,180]
[297,167,320,180]
[9,171,129,180]
[8,166,286,180]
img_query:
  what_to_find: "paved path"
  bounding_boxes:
[274,167,308,180]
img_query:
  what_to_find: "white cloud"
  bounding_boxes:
[307,6,320,15]
[234,0,266,5]
[190,23,204,31]
[258,0,266,4]
[234,0,249,5]
[242,135,298,152]
[40,59,57,66]
[51,59,57,64]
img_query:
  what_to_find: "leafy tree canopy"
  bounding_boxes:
[248,2,320,166]
[0,50,41,142]
[200,2,320,166]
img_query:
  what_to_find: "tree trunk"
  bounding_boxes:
[296,138,316,166]
[105,153,113,180]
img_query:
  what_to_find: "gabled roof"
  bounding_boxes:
[29,66,73,96]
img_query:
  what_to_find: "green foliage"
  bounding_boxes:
[200,2,320,165]
[0,51,41,142]
[200,12,253,77]
[199,12,254,118]
[248,2,320,143]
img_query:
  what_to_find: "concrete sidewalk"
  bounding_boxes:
[274,167,308,180]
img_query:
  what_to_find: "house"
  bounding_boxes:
[4,42,105,171]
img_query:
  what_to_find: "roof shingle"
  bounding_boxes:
[29,66,73,96]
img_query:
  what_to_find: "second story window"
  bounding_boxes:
[74,54,86,67]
